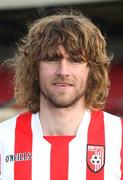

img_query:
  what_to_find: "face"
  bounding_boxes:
[39,45,89,108]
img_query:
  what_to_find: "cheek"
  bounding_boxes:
[39,65,48,79]
[39,69,46,88]
[39,68,54,87]
[84,70,89,81]
[39,64,56,78]
[75,68,89,82]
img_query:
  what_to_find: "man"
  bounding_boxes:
[0,10,123,180]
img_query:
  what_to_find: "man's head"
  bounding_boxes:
[39,44,89,109]
[12,10,112,113]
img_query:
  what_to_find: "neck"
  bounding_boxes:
[39,97,86,136]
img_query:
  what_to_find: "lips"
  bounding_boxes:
[53,82,73,86]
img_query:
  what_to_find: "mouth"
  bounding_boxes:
[53,82,73,87]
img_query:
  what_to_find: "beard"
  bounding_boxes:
[40,89,85,108]
[40,78,86,109]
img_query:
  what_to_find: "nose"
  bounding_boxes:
[56,59,69,77]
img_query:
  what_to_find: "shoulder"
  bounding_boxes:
[92,110,121,124]
[103,111,123,135]
[0,114,19,138]
[103,111,122,127]
[0,114,19,151]
[92,110,123,132]
[0,111,36,136]
[103,111,121,121]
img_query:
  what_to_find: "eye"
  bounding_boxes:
[46,55,61,62]
[69,57,82,63]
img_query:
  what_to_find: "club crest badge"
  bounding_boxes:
[87,144,105,173]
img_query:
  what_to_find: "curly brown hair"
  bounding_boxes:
[9,10,112,113]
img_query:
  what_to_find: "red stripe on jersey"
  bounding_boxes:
[86,111,105,180]
[120,118,123,180]
[14,112,32,180]
[44,136,75,180]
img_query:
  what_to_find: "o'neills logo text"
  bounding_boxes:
[5,152,32,163]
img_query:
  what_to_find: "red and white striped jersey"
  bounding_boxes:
[0,110,123,180]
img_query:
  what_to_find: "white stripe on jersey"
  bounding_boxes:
[104,112,122,180]
[0,115,17,180]
[31,113,51,180]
